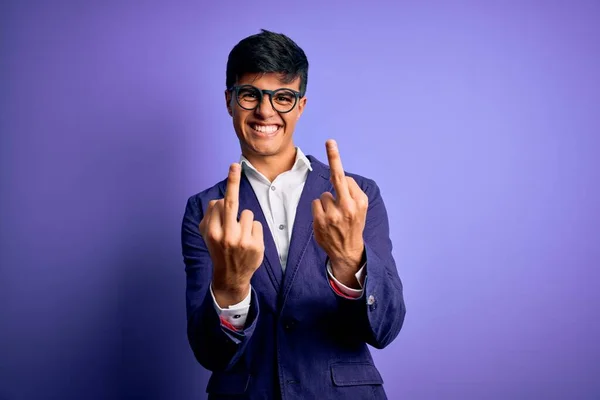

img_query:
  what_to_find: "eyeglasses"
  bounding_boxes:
[229,85,302,113]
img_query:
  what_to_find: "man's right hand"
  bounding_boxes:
[199,163,265,308]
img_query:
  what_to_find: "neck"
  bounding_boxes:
[242,145,297,182]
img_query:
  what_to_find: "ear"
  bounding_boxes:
[296,96,307,120]
[224,90,233,116]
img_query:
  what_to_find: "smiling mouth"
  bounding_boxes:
[250,124,282,136]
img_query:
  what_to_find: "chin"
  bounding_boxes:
[247,143,283,157]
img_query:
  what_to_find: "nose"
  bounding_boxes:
[254,93,277,118]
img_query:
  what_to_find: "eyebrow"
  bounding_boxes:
[238,84,298,91]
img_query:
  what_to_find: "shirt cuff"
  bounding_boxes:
[326,260,366,299]
[210,284,251,330]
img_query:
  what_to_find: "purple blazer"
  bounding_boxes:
[181,154,406,399]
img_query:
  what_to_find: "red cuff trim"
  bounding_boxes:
[220,316,241,332]
[329,278,361,299]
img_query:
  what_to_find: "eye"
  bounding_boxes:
[274,92,295,104]
[239,89,259,100]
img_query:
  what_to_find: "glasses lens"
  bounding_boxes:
[236,86,261,110]
[235,86,298,112]
[272,89,297,112]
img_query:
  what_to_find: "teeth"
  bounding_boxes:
[253,124,279,134]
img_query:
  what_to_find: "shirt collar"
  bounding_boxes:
[239,147,313,175]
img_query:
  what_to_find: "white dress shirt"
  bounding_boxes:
[211,147,365,329]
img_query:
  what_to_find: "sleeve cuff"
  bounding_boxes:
[326,260,366,299]
[210,284,251,330]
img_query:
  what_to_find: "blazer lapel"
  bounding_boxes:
[280,156,332,306]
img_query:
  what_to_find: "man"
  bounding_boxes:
[181,29,406,399]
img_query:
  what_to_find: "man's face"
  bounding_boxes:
[225,72,306,160]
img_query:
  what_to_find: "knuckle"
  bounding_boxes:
[349,201,358,212]
[221,235,237,249]
[342,210,355,221]
[326,213,341,225]
[241,209,254,220]
[207,229,220,242]
[340,199,355,212]
[224,198,236,210]
[212,199,223,210]
[358,199,368,210]
[339,197,350,206]
[253,224,264,238]
[253,238,265,252]
[360,196,369,209]
[238,239,250,251]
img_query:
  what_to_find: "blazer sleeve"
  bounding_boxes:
[332,179,407,349]
[181,195,259,371]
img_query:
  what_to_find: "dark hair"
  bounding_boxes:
[226,29,309,96]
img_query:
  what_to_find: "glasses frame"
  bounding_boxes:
[228,84,303,114]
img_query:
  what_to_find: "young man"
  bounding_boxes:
[181,29,406,399]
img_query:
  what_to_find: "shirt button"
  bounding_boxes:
[278,224,285,230]
[233,314,241,319]
[367,295,375,305]
[271,186,276,191]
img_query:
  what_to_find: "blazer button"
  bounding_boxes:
[367,295,375,305]
[283,320,296,331]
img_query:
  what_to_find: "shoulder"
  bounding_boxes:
[183,178,227,220]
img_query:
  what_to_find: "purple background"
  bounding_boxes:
[1,1,599,399]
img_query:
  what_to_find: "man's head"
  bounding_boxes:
[225,30,309,161]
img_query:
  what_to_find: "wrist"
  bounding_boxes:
[329,248,365,289]
[211,282,251,308]
[330,246,365,271]
[330,269,361,289]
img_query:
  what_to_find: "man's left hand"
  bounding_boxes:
[312,139,368,289]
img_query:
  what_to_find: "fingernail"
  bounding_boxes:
[230,163,240,172]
